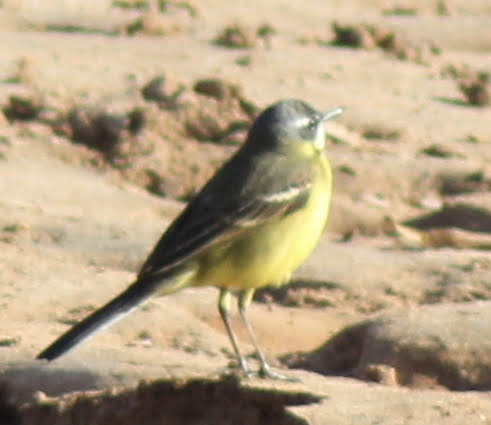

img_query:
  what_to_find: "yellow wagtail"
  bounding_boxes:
[37,99,343,379]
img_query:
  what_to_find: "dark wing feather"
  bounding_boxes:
[138,150,313,280]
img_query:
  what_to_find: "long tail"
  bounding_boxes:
[37,268,194,361]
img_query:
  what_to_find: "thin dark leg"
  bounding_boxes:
[237,289,268,369]
[238,289,296,380]
[218,288,249,374]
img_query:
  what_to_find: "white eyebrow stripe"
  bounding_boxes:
[260,185,310,203]
[293,117,312,127]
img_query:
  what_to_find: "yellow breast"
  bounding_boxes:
[197,152,332,290]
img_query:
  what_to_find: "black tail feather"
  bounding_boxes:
[37,278,160,361]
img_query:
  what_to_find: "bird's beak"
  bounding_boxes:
[322,107,343,122]
[312,107,343,151]
[313,107,343,151]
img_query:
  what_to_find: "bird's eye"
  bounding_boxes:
[304,118,319,131]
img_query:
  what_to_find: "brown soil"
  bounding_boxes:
[1,1,491,424]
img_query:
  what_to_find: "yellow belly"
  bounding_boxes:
[196,154,332,290]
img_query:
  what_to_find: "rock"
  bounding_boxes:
[290,302,491,390]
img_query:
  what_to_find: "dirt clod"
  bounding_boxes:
[3,95,42,122]
[215,24,256,49]
[459,78,490,106]
[330,21,440,64]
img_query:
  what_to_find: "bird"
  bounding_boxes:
[36,99,343,379]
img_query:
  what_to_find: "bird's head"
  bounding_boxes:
[246,99,343,153]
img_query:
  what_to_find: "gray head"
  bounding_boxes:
[246,99,342,151]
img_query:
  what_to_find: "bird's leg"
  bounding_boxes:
[218,288,250,374]
[238,289,296,381]
[237,289,268,371]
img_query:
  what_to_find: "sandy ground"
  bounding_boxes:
[1,1,491,424]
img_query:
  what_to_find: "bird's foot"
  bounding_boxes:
[222,360,299,382]
[257,363,300,382]
[220,358,252,378]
